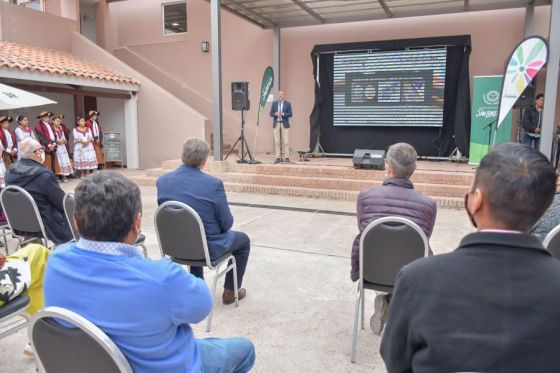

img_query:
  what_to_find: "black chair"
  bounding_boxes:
[0,185,49,249]
[154,201,238,332]
[0,294,30,340]
[64,194,148,257]
[544,224,560,260]
[29,306,132,373]
[351,216,428,363]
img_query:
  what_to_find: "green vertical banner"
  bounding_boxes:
[469,75,512,165]
[256,66,274,127]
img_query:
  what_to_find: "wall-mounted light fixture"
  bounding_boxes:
[201,41,210,53]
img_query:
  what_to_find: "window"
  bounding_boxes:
[162,2,187,35]
[9,0,43,11]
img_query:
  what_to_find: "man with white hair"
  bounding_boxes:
[351,142,437,335]
[157,138,251,305]
[5,138,72,244]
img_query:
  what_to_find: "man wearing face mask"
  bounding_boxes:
[351,142,437,336]
[5,138,72,244]
[381,143,560,373]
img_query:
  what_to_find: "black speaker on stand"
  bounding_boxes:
[226,82,260,164]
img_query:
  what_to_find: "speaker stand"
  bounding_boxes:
[225,110,261,164]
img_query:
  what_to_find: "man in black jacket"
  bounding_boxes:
[521,93,544,149]
[5,138,72,244]
[381,143,560,373]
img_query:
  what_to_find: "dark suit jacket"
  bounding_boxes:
[521,107,542,134]
[156,165,235,258]
[380,231,560,373]
[5,159,72,244]
[269,100,292,128]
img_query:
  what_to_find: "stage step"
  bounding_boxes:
[130,174,464,209]
[156,161,473,186]
[136,165,469,205]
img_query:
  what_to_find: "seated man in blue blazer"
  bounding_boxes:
[156,138,250,304]
[269,90,293,164]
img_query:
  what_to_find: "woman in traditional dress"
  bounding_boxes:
[73,117,97,178]
[0,115,17,167]
[14,115,36,160]
[52,114,73,182]
[86,110,105,169]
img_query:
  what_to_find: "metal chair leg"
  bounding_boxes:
[205,268,219,333]
[231,257,239,307]
[361,289,365,330]
[351,287,361,363]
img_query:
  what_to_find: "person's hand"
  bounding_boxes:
[0,253,6,269]
[536,128,542,134]
[275,111,281,117]
[11,149,17,156]
[49,143,56,151]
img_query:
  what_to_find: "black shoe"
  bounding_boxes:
[274,158,282,164]
[284,158,293,164]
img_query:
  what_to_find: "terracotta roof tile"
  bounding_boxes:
[0,41,140,86]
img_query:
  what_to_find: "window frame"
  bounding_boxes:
[162,1,187,36]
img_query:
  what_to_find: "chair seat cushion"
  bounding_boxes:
[172,250,233,268]
[0,294,30,318]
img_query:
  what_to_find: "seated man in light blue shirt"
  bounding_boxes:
[43,172,255,373]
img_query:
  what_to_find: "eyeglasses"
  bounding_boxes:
[33,147,45,154]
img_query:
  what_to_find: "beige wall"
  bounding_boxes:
[106,0,274,152]
[104,2,556,157]
[70,32,207,169]
[281,6,553,152]
[0,1,75,50]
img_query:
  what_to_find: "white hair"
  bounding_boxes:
[19,138,42,159]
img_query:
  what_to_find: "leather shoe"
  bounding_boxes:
[284,158,293,164]
[222,288,246,305]
[274,158,282,164]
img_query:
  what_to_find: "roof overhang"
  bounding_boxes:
[0,68,140,92]
[212,0,551,29]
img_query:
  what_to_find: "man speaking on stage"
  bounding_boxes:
[270,91,293,164]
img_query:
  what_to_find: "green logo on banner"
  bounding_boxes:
[257,66,274,126]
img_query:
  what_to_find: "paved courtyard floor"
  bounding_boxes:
[0,170,474,372]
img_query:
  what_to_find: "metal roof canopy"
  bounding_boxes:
[209,0,558,161]
[217,0,551,29]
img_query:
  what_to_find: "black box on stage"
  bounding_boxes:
[353,149,386,170]
[231,82,250,111]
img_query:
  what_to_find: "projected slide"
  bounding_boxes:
[333,48,447,127]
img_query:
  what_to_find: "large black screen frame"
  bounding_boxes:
[309,35,472,157]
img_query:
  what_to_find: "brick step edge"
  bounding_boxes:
[145,168,472,187]
[144,169,469,196]
[129,176,464,210]
[158,164,473,184]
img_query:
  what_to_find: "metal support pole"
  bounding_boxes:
[272,27,281,153]
[524,5,534,37]
[211,0,223,160]
[541,0,560,160]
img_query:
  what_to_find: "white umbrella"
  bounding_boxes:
[0,83,56,110]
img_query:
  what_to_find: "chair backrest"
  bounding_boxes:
[29,306,132,373]
[154,201,212,266]
[544,224,560,260]
[360,216,429,290]
[63,194,80,241]
[0,185,47,240]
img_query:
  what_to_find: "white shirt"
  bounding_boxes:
[2,129,13,152]
[42,120,55,142]
[92,120,100,138]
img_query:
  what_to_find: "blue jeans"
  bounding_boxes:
[524,133,540,150]
[190,231,251,290]
[198,337,255,373]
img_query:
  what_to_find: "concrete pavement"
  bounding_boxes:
[0,172,473,372]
